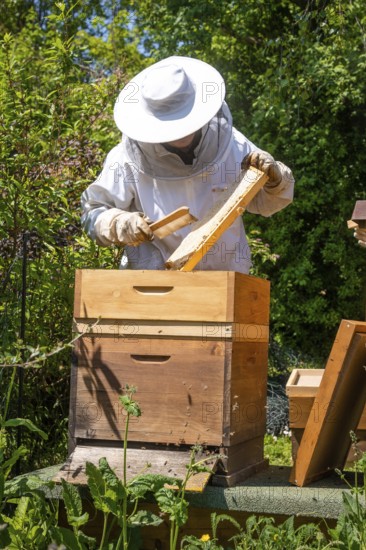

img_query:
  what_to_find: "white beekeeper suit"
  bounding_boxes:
[81,56,294,273]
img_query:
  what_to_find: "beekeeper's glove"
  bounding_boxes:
[95,208,154,246]
[354,226,366,248]
[243,151,282,189]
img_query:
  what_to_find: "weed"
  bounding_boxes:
[155,444,218,550]
[329,432,366,549]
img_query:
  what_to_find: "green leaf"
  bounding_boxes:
[85,461,108,512]
[98,457,126,500]
[68,512,90,529]
[211,512,242,539]
[78,530,97,548]
[128,509,163,527]
[155,486,176,514]
[155,487,188,526]
[0,471,4,502]
[52,525,87,550]
[118,395,142,417]
[4,418,48,440]
[11,496,29,531]
[5,474,54,499]
[128,473,176,501]
[86,458,128,518]
[2,445,28,479]
[342,491,361,518]
[61,479,88,528]
[190,463,212,475]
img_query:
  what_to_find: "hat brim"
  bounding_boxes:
[113,56,225,143]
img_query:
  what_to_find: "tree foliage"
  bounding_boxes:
[131,0,366,356]
[0,1,146,469]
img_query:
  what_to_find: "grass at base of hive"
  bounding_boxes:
[264,434,293,467]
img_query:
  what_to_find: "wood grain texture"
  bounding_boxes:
[70,336,268,448]
[217,437,265,473]
[223,341,268,446]
[212,459,269,487]
[289,399,366,430]
[68,352,79,454]
[286,378,366,430]
[53,444,218,492]
[71,336,226,446]
[286,369,325,397]
[74,320,269,342]
[165,167,268,271]
[150,206,197,238]
[73,270,270,324]
[233,273,270,325]
[74,270,227,322]
[291,428,366,465]
[68,269,270,483]
[73,269,82,319]
[289,320,366,486]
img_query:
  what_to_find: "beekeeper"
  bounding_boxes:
[81,56,295,272]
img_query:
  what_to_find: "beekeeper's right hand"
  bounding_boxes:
[94,208,154,246]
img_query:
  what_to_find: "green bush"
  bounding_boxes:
[0,3,145,471]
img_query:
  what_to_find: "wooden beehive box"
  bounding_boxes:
[60,270,270,487]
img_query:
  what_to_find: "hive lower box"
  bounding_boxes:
[57,270,270,488]
[286,369,366,463]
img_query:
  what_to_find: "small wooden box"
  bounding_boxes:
[286,368,366,461]
[67,270,270,486]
